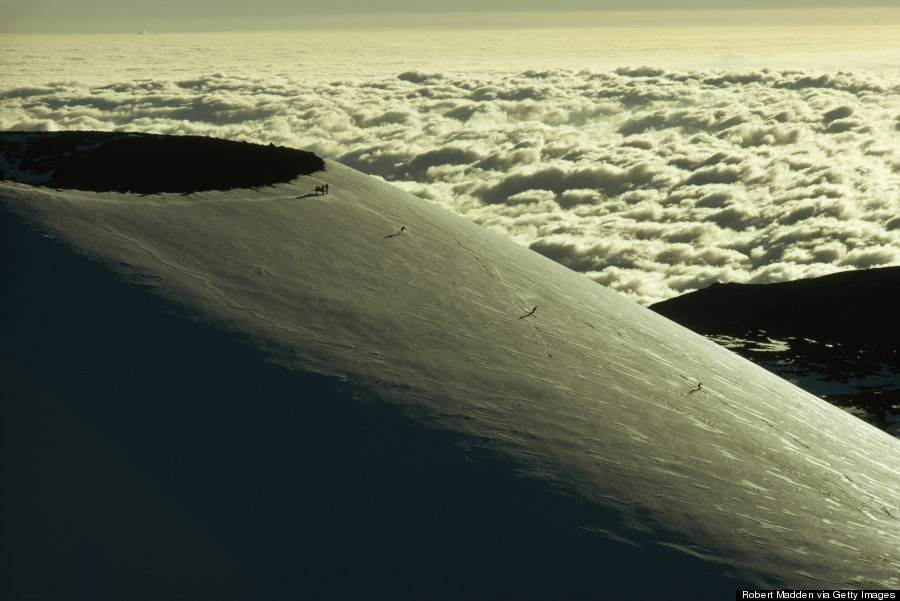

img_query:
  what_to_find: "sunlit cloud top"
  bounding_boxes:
[2,24,899,304]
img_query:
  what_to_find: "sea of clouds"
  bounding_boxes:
[3,30,899,304]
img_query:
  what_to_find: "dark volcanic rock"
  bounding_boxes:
[650,267,900,352]
[0,130,324,194]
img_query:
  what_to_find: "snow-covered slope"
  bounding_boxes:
[3,148,900,598]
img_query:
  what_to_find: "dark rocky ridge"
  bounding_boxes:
[649,266,900,352]
[0,130,324,194]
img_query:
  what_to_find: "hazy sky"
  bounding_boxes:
[2,0,898,33]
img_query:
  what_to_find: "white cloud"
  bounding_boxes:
[3,64,899,304]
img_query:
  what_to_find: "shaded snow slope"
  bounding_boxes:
[3,148,900,597]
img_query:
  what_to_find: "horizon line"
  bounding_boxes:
[6,7,900,36]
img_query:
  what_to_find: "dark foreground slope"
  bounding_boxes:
[2,190,734,600]
[4,133,900,599]
[0,134,732,599]
[0,131,323,193]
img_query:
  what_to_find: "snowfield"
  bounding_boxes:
[2,138,900,598]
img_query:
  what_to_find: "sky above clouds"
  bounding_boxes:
[2,0,899,33]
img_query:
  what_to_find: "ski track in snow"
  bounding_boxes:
[4,157,900,589]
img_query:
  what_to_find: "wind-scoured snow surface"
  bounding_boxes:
[2,134,900,598]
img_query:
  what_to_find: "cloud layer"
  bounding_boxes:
[3,65,899,304]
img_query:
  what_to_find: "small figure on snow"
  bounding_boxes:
[519,306,537,319]
[385,226,406,239]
